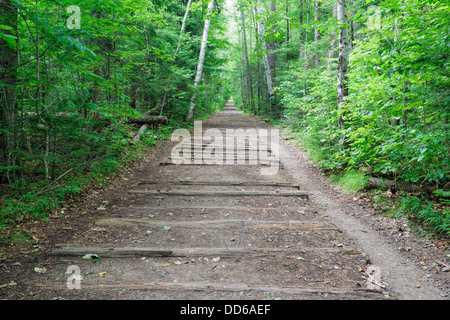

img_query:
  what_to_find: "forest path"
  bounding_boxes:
[0,102,447,300]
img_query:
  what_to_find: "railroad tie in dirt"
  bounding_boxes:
[94,218,337,230]
[36,281,386,300]
[159,160,283,167]
[128,189,308,198]
[49,246,344,258]
[137,180,302,189]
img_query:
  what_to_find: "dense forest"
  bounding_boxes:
[0,0,230,241]
[227,0,449,235]
[0,0,449,242]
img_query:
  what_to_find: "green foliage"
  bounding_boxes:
[229,0,449,234]
[396,196,450,236]
[0,0,230,243]
[260,0,449,187]
[434,189,450,205]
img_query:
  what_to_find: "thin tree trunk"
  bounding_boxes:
[237,22,247,109]
[327,2,337,71]
[337,0,349,149]
[303,0,311,96]
[299,0,303,58]
[285,0,291,61]
[241,10,255,113]
[394,12,408,130]
[0,0,18,182]
[257,0,275,111]
[314,1,320,42]
[252,6,263,113]
[269,1,276,78]
[186,0,214,121]
[314,1,320,65]
[305,0,310,61]
[174,0,193,58]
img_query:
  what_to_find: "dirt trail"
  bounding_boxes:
[1,102,448,300]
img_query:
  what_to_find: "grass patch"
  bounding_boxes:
[330,170,369,195]
[395,196,450,236]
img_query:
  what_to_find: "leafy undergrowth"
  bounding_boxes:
[331,172,450,237]
[278,125,450,238]
[395,195,450,237]
[0,125,174,245]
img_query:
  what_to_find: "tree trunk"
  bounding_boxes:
[364,178,439,195]
[129,116,168,125]
[241,10,255,113]
[302,0,311,96]
[285,0,290,61]
[327,2,338,71]
[269,1,276,77]
[314,1,320,65]
[337,0,349,149]
[186,0,214,121]
[174,0,193,58]
[299,0,303,58]
[257,0,275,111]
[0,0,18,182]
[304,0,310,61]
[237,22,247,110]
[314,1,320,42]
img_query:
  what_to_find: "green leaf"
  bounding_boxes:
[0,25,13,31]
[1,34,17,48]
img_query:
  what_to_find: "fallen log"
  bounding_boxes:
[129,116,168,125]
[364,177,437,194]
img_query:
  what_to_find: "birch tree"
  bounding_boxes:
[314,1,320,42]
[337,0,349,148]
[174,0,193,58]
[269,1,276,79]
[186,0,214,121]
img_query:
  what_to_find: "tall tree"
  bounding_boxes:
[337,0,349,148]
[327,1,338,71]
[0,0,18,182]
[174,0,193,58]
[269,1,276,79]
[313,0,320,65]
[186,0,215,121]
[314,0,320,42]
[240,9,255,113]
[285,0,290,60]
[298,0,303,58]
[257,0,275,111]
